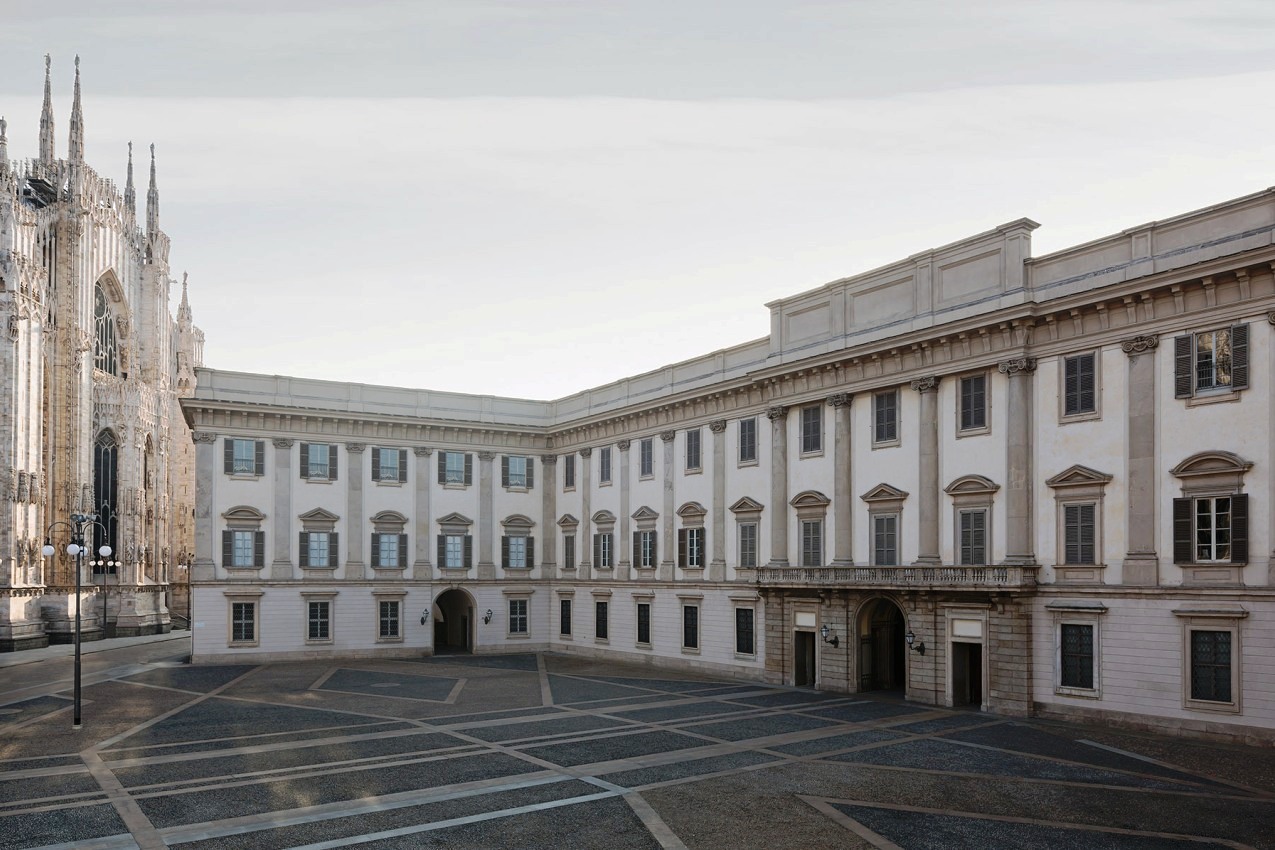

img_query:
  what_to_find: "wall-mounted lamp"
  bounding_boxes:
[483,609,493,625]
[905,630,926,655]
[420,609,430,626]
[819,623,839,648]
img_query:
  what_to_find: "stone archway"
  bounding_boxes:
[857,597,906,692]
[434,588,475,654]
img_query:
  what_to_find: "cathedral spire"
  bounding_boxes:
[146,142,159,234]
[39,54,55,163]
[124,141,135,212]
[68,55,84,163]
[178,272,192,324]
[0,116,8,171]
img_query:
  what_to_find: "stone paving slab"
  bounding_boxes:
[461,714,629,742]
[409,653,541,672]
[0,803,128,850]
[767,727,906,756]
[599,750,781,788]
[101,719,419,760]
[608,699,757,723]
[316,669,460,701]
[518,729,707,767]
[118,665,257,694]
[682,712,840,742]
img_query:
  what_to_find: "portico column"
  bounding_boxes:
[271,438,294,579]
[767,406,789,567]
[413,447,432,578]
[1121,335,1159,585]
[709,419,727,581]
[911,376,941,565]
[828,394,853,566]
[998,358,1037,565]
[478,451,495,580]
[540,454,557,576]
[580,448,592,581]
[345,443,366,578]
[660,432,675,581]
[191,432,217,582]
[617,440,631,580]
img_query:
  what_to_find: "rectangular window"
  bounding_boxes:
[801,520,822,567]
[504,535,530,569]
[800,405,822,454]
[301,443,335,480]
[379,600,401,639]
[231,530,256,567]
[685,428,701,472]
[509,599,528,635]
[636,530,657,568]
[1175,325,1249,398]
[637,602,651,645]
[639,438,654,477]
[682,605,699,650]
[1059,623,1094,689]
[1174,495,1247,565]
[563,454,576,489]
[873,514,898,566]
[595,600,609,640]
[442,451,470,485]
[230,601,255,643]
[440,533,472,569]
[959,375,987,432]
[374,533,403,568]
[1195,497,1232,563]
[1195,329,1233,391]
[563,534,576,569]
[593,532,614,568]
[959,509,987,565]
[738,522,757,569]
[1063,353,1096,416]
[599,447,612,484]
[502,455,533,489]
[372,447,406,483]
[307,600,331,641]
[560,599,572,636]
[1190,629,1232,703]
[738,417,757,464]
[307,532,330,568]
[874,390,898,444]
[1063,503,1096,565]
[226,438,262,476]
[678,527,704,568]
[735,607,755,655]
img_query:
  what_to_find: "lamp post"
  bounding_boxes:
[42,512,110,730]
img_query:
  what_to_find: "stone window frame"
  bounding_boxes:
[861,484,908,567]
[558,513,579,571]
[503,587,534,639]
[370,446,408,485]
[370,510,408,570]
[676,502,708,570]
[592,589,612,644]
[634,590,655,649]
[224,590,263,648]
[678,591,703,655]
[302,590,337,645]
[1059,350,1102,424]
[224,437,264,478]
[639,437,655,479]
[501,514,536,571]
[436,512,474,571]
[598,446,613,486]
[871,388,901,449]
[501,455,535,492]
[298,507,340,570]
[684,427,703,474]
[562,453,576,491]
[631,506,660,571]
[730,497,763,570]
[1045,465,1113,582]
[1174,323,1249,406]
[372,589,406,643]
[299,442,339,482]
[1170,451,1252,583]
[438,451,473,489]
[221,505,266,570]
[737,416,759,467]
[798,403,824,457]
[1045,600,1107,699]
[954,370,992,438]
[944,475,999,566]
[790,490,830,568]
[557,589,574,640]
[730,592,759,659]
[1173,606,1247,715]
[592,510,617,570]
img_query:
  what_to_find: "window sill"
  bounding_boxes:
[443,482,469,490]
[507,632,530,640]
[599,480,613,488]
[639,473,654,481]
[799,449,824,460]
[227,473,262,481]
[684,467,702,476]
[503,566,533,572]
[376,636,404,644]
[305,639,334,646]
[681,647,701,656]
[504,485,529,493]
[559,633,573,641]
[594,637,610,645]
[1055,686,1101,699]
[872,438,901,450]
[1184,697,1241,715]
[1186,389,1241,407]
[1059,410,1101,425]
[734,652,757,661]
[636,642,652,650]
[374,480,404,488]
[737,458,759,468]
[563,486,576,493]
[956,426,990,439]
[1053,564,1107,584]
[228,641,259,649]
[302,478,333,484]
[439,566,472,573]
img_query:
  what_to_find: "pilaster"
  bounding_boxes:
[580,448,593,580]
[271,438,293,579]
[478,450,496,580]
[709,419,727,581]
[660,432,675,581]
[766,407,789,567]
[191,432,217,581]
[998,358,1036,565]
[345,443,366,578]
[1121,334,1159,585]
[413,446,432,578]
[828,394,853,566]
[540,454,557,573]
[617,440,631,580]
[911,376,941,565]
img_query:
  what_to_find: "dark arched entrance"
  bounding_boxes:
[434,589,474,654]
[857,598,906,692]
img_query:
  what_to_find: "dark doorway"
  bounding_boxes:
[794,631,816,686]
[951,642,983,708]
[857,598,906,692]
[434,589,473,654]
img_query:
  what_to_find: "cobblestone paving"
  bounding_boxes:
[1,649,1273,849]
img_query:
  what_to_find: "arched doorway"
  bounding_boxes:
[857,598,906,692]
[434,588,474,654]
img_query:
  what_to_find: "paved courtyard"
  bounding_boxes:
[1,642,1273,849]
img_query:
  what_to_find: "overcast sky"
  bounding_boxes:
[3,0,1275,399]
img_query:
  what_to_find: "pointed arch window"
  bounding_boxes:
[93,429,119,572]
[94,281,119,376]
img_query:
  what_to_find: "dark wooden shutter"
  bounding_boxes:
[526,458,534,489]
[438,453,447,485]
[223,439,233,474]
[222,529,232,564]
[329,446,338,481]
[299,531,310,567]
[1230,324,1249,390]
[253,531,265,566]
[328,533,338,567]
[437,534,446,566]
[1230,493,1248,563]
[593,534,601,567]
[254,441,265,476]
[1173,497,1193,564]
[1079,354,1095,412]
[678,528,688,568]
[650,531,657,565]
[633,531,641,565]
[370,533,380,567]
[526,537,535,568]
[398,450,408,482]
[501,535,509,568]
[300,443,310,478]
[464,453,473,485]
[501,457,509,488]
[1174,335,1193,398]
[398,533,408,568]
[463,534,473,568]
[371,448,381,481]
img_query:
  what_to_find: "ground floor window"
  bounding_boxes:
[307,600,332,642]
[508,599,529,635]
[378,600,401,640]
[560,598,572,637]
[682,605,699,650]
[595,600,609,640]
[230,601,256,644]
[1059,623,1095,690]
[1190,629,1232,704]
[637,601,652,645]
[735,607,755,655]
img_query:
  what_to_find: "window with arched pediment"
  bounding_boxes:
[94,281,119,376]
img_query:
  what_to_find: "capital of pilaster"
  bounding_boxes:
[659,431,676,443]
[579,447,593,457]
[765,406,788,421]
[909,375,940,393]
[413,446,433,457]
[345,442,366,454]
[1120,335,1159,356]
[617,439,631,451]
[271,438,294,449]
[826,392,852,407]
[191,431,217,444]
[540,453,558,465]
[478,451,496,461]
[708,419,727,433]
[1266,310,1275,326]
[997,357,1037,376]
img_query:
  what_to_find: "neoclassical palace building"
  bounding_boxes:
[0,57,203,650]
[185,186,1275,744]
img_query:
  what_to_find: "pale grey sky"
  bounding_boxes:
[3,1,1275,398]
